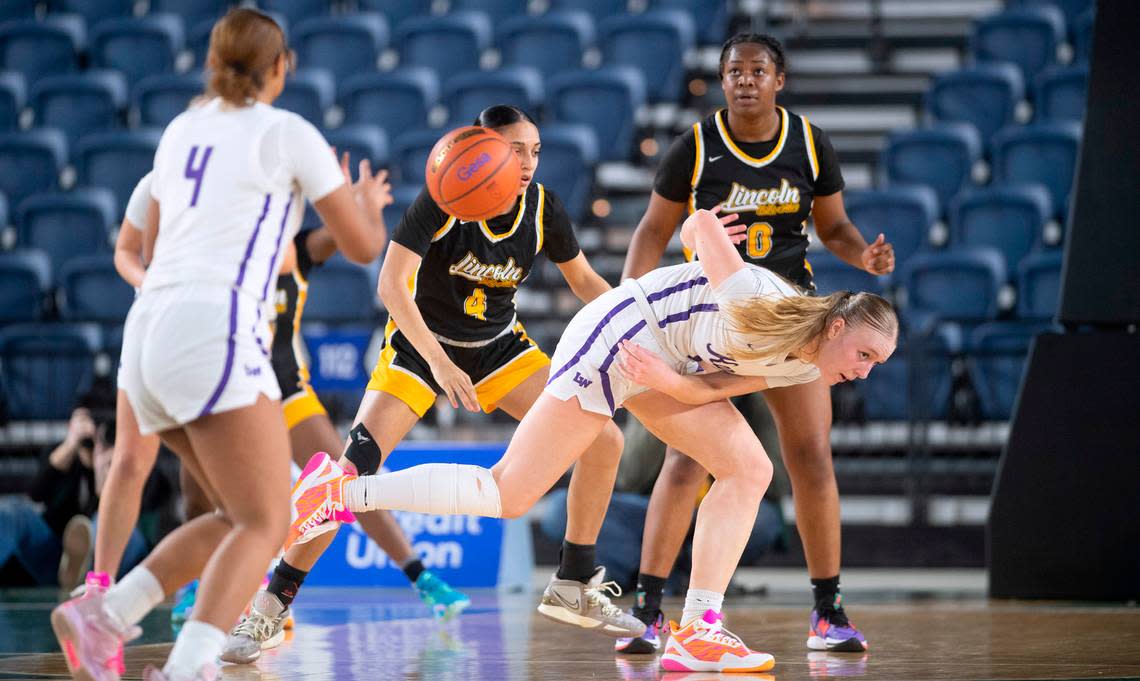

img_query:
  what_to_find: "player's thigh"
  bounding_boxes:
[113,389,160,476]
[158,426,222,510]
[493,365,548,420]
[625,392,768,483]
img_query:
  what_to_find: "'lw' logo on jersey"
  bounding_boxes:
[448,252,524,288]
[720,179,801,217]
[573,372,593,388]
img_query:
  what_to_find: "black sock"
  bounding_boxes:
[811,575,842,611]
[632,573,667,625]
[267,560,309,608]
[402,558,425,584]
[555,540,596,583]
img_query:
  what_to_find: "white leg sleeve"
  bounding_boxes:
[343,464,502,518]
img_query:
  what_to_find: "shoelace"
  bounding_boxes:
[584,581,625,618]
[233,609,284,642]
[687,620,746,649]
[819,606,852,628]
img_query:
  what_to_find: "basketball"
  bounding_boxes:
[425,126,523,222]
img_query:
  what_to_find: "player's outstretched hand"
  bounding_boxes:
[617,340,683,395]
[862,233,895,275]
[429,357,480,412]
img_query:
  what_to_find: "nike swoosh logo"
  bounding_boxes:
[555,593,580,610]
[708,155,724,163]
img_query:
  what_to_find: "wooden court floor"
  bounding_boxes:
[1,587,1138,680]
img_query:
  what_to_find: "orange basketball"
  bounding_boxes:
[425,126,522,222]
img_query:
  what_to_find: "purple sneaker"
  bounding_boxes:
[614,611,664,654]
[51,591,140,681]
[807,605,868,652]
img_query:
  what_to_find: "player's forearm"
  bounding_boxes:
[665,373,769,404]
[377,281,449,366]
[114,249,146,288]
[818,220,869,270]
[622,222,673,280]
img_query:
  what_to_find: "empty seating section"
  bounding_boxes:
[57,254,136,323]
[444,67,543,127]
[968,320,1054,419]
[75,129,161,214]
[15,189,117,276]
[533,124,598,223]
[276,68,334,126]
[497,12,593,80]
[843,185,939,266]
[395,13,492,83]
[807,251,887,297]
[0,250,51,323]
[0,70,24,131]
[0,323,100,419]
[881,124,981,209]
[1017,251,1063,320]
[926,63,1023,143]
[972,6,1065,84]
[133,72,204,127]
[32,70,127,145]
[53,0,135,25]
[598,10,694,103]
[339,68,438,137]
[90,15,184,88]
[0,128,67,208]
[1034,65,1088,122]
[950,185,1052,275]
[902,248,1006,324]
[547,67,645,162]
[0,16,85,85]
[292,14,388,84]
[324,125,389,177]
[991,122,1080,218]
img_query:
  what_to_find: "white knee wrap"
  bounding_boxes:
[344,464,502,518]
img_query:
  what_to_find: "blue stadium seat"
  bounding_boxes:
[0,322,101,420]
[395,12,492,83]
[324,124,389,179]
[843,184,939,266]
[0,250,50,323]
[0,0,38,21]
[949,184,1052,276]
[880,123,982,210]
[304,259,377,324]
[383,184,422,232]
[807,250,888,296]
[991,122,1081,218]
[133,71,205,127]
[0,70,24,132]
[90,14,184,88]
[16,188,117,275]
[926,63,1024,144]
[339,68,438,138]
[548,0,627,23]
[651,0,729,45]
[356,0,431,31]
[967,320,1054,419]
[496,11,593,80]
[0,128,68,208]
[855,326,960,421]
[1017,250,1062,320]
[972,6,1065,84]
[547,66,646,162]
[599,10,694,103]
[102,323,124,364]
[258,0,332,27]
[0,16,85,85]
[391,129,441,186]
[0,192,7,229]
[450,0,528,26]
[74,129,161,214]
[443,66,542,127]
[1034,65,1088,123]
[902,247,1007,323]
[1009,0,1093,28]
[276,67,334,126]
[148,0,232,27]
[31,70,128,146]
[535,123,598,224]
[58,254,135,323]
[1073,8,1094,63]
[292,13,388,84]
[52,0,135,25]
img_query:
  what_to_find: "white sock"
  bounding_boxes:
[343,464,502,517]
[163,620,225,681]
[680,588,724,627]
[102,566,164,630]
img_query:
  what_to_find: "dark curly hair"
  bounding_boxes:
[718,33,787,77]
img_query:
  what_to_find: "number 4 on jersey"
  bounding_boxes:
[464,287,487,320]
[185,145,214,207]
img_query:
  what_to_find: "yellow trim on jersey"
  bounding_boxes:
[534,183,546,254]
[473,324,550,413]
[479,189,528,242]
[689,121,705,216]
[804,257,814,277]
[802,114,819,181]
[432,216,458,242]
[714,107,789,168]
[291,268,312,384]
[283,385,327,429]
[366,319,437,417]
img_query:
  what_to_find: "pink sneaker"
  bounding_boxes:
[51,591,139,681]
[285,452,357,550]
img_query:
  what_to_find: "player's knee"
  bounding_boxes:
[113,443,156,481]
[498,495,532,520]
[592,423,624,464]
[660,450,708,488]
[783,436,834,483]
[343,422,382,475]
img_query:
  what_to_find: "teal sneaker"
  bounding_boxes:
[414,571,470,621]
[171,580,197,633]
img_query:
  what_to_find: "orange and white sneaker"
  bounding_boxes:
[284,452,357,551]
[660,610,775,673]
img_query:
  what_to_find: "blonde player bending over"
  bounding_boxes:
[288,208,898,673]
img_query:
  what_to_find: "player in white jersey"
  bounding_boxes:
[50,10,385,681]
[287,207,899,672]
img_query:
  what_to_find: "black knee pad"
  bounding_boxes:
[345,423,382,475]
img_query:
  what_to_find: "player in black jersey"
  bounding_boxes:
[277,105,642,638]
[616,34,894,654]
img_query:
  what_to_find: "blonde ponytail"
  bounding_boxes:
[724,290,897,361]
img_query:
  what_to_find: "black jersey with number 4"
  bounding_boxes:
[392,182,580,342]
[655,107,844,290]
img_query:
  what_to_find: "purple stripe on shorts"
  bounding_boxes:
[597,319,647,414]
[200,193,272,417]
[548,296,636,385]
[259,192,294,303]
[645,276,708,303]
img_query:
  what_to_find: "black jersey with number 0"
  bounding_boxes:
[392,182,580,342]
[655,107,844,290]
